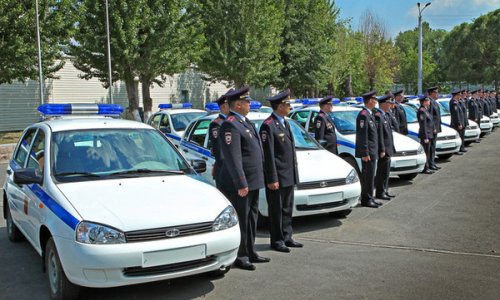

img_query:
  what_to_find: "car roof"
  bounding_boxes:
[155,108,207,115]
[199,112,273,122]
[294,106,361,112]
[40,117,154,132]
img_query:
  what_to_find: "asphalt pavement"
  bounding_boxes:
[1,131,499,299]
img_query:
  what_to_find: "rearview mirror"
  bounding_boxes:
[13,168,43,185]
[191,159,207,173]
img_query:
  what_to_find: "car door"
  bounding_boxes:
[180,119,214,183]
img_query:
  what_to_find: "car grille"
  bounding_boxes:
[125,222,213,243]
[437,135,455,141]
[438,146,457,152]
[481,120,489,123]
[393,150,419,157]
[466,125,478,129]
[297,179,346,190]
[123,257,216,277]
[296,199,349,211]
[390,165,420,172]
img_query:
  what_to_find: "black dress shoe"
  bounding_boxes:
[385,192,396,198]
[250,256,271,263]
[422,169,434,174]
[455,152,464,155]
[361,200,379,208]
[430,166,439,171]
[376,194,391,200]
[272,244,291,253]
[461,149,468,152]
[285,240,303,248]
[234,261,256,271]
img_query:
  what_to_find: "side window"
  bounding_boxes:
[187,120,211,147]
[27,130,46,175]
[308,112,318,133]
[159,115,171,133]
[14,128,37,167]
[150,114,162,129]
[291,111,310,129]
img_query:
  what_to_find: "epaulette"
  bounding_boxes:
[319,111,326,116]
[227,116,237,122]
[375,111,381,116]
[264,117,273,125]
[419,106,426,111]
[360,110,367,115]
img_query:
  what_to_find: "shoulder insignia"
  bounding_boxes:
[212,127,219,138]
[225,132,232,144]
[316,120,322,128]
[360,120,364,128]
[261,130,268,142]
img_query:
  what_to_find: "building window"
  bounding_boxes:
[181,90,189,103]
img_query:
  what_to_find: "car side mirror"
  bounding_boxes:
[13,168,43,185]
[191,159,207,173]
[160,126,171,134]
[318,140,328,147]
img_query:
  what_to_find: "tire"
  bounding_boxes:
[464,141,472,146]
[45,238,80,300]
[208,266,231,277]
[343,156,360,177]
[437,154,453,160]
[398,173,418,180]
[5,202,24,242]
[329,209,352,219]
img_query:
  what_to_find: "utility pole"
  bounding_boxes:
[35,0,44,104]
[417,2,431,95]
[105,0,113,104]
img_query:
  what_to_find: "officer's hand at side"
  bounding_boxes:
[238,187,249,197]
[424,139,429,143]
[459,125,463,130]
[267,182,279,190]
[380,152,385,158]
[362,156,371,162]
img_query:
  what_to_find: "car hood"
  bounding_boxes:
[296,149,353,182]
[56,175,230,231]
[406,122,457,138]
[343,132,420,153]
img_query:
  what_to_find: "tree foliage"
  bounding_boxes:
[0,0,73,85]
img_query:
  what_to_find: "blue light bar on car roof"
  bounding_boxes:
[205,102,220,112]
[38,104,124,116]
[332,98,340,104]
[250,100,262,110]
[158,103,193,109]
[355,97,363,102]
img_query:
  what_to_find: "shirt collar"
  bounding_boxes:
[230,110,245,121]
[272,112,285,126]
[362,106,372,115]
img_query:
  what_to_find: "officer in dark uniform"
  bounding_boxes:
[449,89,466,155]
[355,90,381,208]
[374,95,395,200]
[208,91,232,188]
[458,89,469,152]
[417,96,435,174]
[393,90,408,135]
[218,85,269,271]
[427,86,441,170]
[314,96,338,154]
[468,89,481,124]
[259,89,302,253]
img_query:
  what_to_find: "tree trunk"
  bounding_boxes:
[345,74,353,97]
[369,76,375,91]
[125,78,141,122]
[141,77,153,123]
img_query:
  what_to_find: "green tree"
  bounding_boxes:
[70,0,204,120]
[197,0,284,88]
[0,0,73,85]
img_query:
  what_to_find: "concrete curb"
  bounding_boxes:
[0,143,16,163]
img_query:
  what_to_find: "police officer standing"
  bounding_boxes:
[314,96,338,154]
[218,85,270,271]
[208,91,232,188]
[458,89,469,153]
[393,90,408,135]
[468,89,480,125]
[449,89,466,155]
[418,96,435,174]
[374,95,395,200]
[260,89,302,253]
[356,91,381,208]
[427,87,441,170]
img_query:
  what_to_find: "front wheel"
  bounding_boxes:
[6,202,24,242]
[398,173,418,180]
[329,209,352,219]
[45,238,80,300]
[208,266,231,277]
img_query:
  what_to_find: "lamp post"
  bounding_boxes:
[417,2,431,95]
[105,0,113,104]
[35,0,44,105]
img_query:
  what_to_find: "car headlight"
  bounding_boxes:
[213,206,238,231]
[417,145,424,154]
[345,169,359,184]
[455,133,460,139]
[76,221,126,244]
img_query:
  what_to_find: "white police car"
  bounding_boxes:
[147,103,208,146]
[3,104,239,299]
[435,98,481,144]
[179,110,361,218]
[290,104,426,180]
[401,104,462,159]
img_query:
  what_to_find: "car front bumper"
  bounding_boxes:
[389,153,426,175]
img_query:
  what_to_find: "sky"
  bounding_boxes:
[335,0,500,37]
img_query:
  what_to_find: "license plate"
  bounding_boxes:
[308,192,343,205]
[142,245,206,268]
[395,159,417,168]
[465,132,476,137]
[442,142,456,148]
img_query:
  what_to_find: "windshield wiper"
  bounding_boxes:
[295,146,317,150]
[106,169,184,176]
[55,172,102,177]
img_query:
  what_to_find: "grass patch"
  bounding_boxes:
[0,131,22,145]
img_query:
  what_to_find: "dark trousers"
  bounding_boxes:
[458,128,466,151]
[223,189,260,263]
[430,137,437,167]
[265,185,294,247]
[361,159,377,203]
[421,139,432,171]
[375,156,391,196]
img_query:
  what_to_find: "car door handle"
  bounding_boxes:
[6,169,12,175]
[182,149,188,153]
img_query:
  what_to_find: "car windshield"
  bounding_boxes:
[52,129,191,182]
[438,100,451,116]
[402,105,418,123]
[252,119,320,150]
[171,112,207,131]
[329,110,358,135]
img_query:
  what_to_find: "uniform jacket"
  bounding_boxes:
[218,112,264,193]
[429,98,442,133]
[387,109,400,133]
[417,106,435,140]
[458,100,469,126]
[468,99,480,123]
[374,109,395,157]
[259,114,298,188]
[208,114,226,180]
[355,107,379,159]
[394,103,408,135]
[449,99,464,130]
[314,111,338,154]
